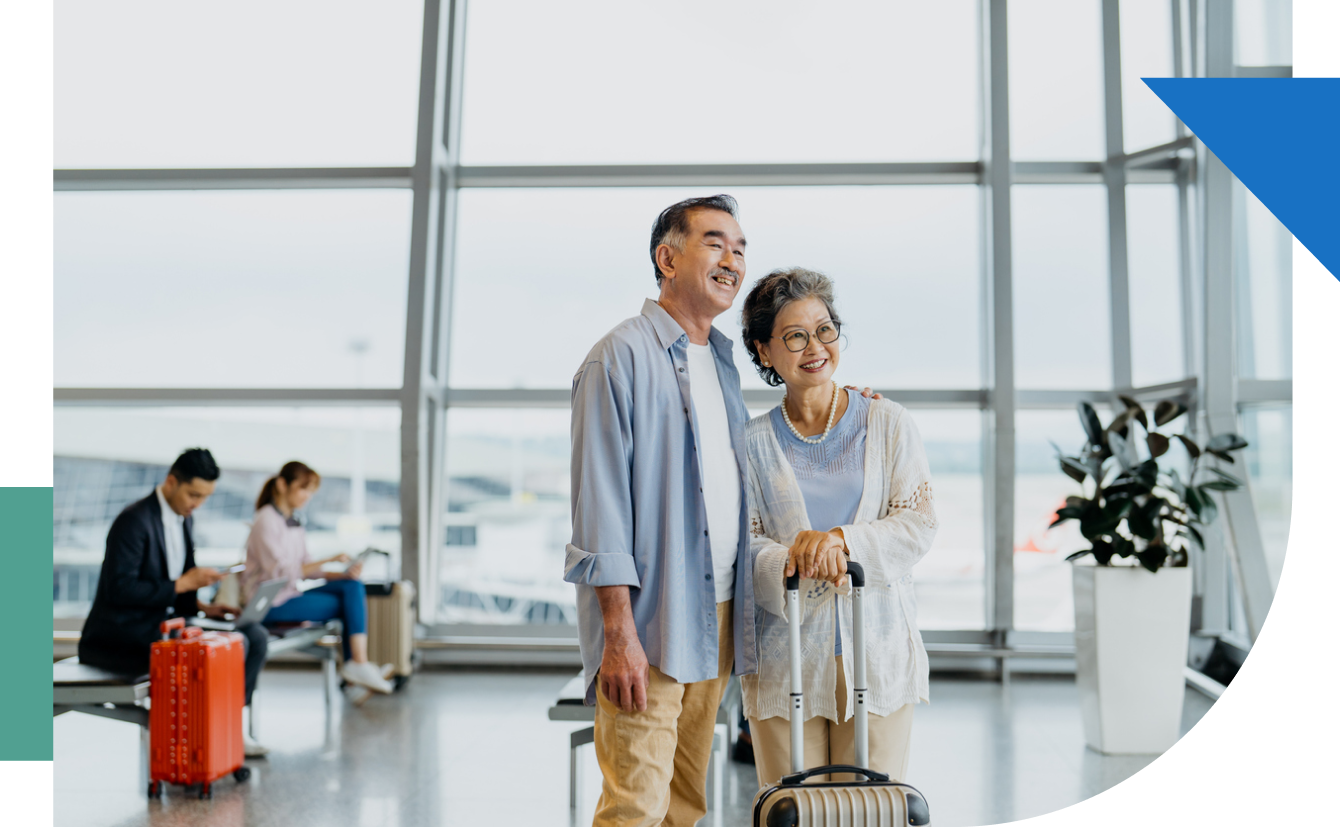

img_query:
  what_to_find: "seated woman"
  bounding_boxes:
[738,268,937,788]
[242,461,393,695]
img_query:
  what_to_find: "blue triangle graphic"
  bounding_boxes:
[1143,78,1340,282]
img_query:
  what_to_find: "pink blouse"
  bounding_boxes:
[242,505,311,607]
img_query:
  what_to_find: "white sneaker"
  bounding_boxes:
[341,660,394,694]
[243,735,270,758]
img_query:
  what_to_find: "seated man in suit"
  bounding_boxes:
[79,447,271,757]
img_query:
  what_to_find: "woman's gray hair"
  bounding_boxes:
[739,268,842,387]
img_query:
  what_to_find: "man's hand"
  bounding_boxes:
[786,529,848,586]
[343,562,363,581]
[199,602,240,620]
[600,627,650,713]
[175,566,223,594]
[594,585,649,713]
[845,384,884,400]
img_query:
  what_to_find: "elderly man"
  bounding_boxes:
[565,194,755,826]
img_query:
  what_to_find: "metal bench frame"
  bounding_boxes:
[53,619,345,788]
[548,673,741,819]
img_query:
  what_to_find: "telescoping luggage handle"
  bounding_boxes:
[785,560,874,778]
[160,617,201,640]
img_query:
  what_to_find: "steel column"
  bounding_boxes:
[1101,0,1133,391]
[402,0,455,617]
[983,0,1014,635]
[1200,1,1273,642]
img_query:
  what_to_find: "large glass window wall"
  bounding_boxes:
[53,1,1292,658]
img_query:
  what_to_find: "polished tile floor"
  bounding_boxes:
[54,665,1214,827]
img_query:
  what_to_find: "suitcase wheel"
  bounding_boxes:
[764,797,799,827]
[198,783,212,800]
[233,767,251,783]
[147,781,162,799]
[393,674,411,691]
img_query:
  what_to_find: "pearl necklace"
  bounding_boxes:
[782,382,840,444]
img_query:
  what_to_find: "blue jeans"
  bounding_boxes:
[264,579,368,661]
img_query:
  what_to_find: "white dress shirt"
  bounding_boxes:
[155,485,188,581]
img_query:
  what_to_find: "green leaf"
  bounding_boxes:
[1107,431,1137,471]
[1107,408,1136,438]
[1117,395,1149,430]
[1090,539,1115,566]
[1174,434,1201,460]
[1132,459,1159,487]
[1128,497,1166,541]
[1079,499,1122,539]
[1112,536,1136,559]
[1049,505,1084,528]
[1154,400,1188,427]
[1078,402,1104,447]
[1103,480,1147,499]
[1206,433,1249,452]
[1207,449,1236,464]
[1065,549,1091,562]
[1168,468,1187,501]
[1200,479,1239,491]
[1137,545,1169,573]
[1194,487,1219,524]
[1187,525,1205,548]
[1207,467,1244,487]
[1146,432,1170,459]
[1059,455,1089,484]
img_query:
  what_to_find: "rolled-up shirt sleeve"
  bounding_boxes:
[564,360,641,588]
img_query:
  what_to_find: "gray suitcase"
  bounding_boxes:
[752,561,930,827]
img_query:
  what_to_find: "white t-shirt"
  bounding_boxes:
[686,342,741,602]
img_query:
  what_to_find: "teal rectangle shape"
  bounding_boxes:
[0,487,55,761]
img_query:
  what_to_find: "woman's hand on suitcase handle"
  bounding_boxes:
[786,530,849,586]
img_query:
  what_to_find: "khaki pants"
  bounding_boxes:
[592,601,734,827]
[750,657,913,790]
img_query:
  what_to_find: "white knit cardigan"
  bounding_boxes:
[742,398,937,723]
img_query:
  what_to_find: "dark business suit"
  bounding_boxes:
[79,489,267,704]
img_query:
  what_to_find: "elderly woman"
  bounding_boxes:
[739,267,937,788]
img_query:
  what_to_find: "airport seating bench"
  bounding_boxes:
[548,672,740,816]
[53,620,344,748]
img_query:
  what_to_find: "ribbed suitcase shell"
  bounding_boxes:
[751,563,930,826]
[753,781,926,827]
[366,580,415,679]
[149,625,244,792]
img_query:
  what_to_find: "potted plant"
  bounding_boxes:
[1050,396,1247,754]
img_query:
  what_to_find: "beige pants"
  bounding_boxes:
[750,656,914,789]
[592,601,734,827]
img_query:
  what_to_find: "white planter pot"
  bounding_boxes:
[1072,565,1193,754]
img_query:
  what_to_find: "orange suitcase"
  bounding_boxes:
[147,617,251,799]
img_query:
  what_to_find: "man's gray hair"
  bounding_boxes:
[648,194,739,286]
[739,268,843,387]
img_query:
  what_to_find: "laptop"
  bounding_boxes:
[193,578,287,631]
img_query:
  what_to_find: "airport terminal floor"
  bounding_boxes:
[54,663,1214,827]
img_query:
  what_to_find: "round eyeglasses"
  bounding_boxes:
[772,321,841,352]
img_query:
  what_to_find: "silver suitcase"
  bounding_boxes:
[752,562,930,827]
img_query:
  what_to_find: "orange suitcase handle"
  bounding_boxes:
[159,617,202,640]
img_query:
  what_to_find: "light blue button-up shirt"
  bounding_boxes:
[565,299,758,703]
